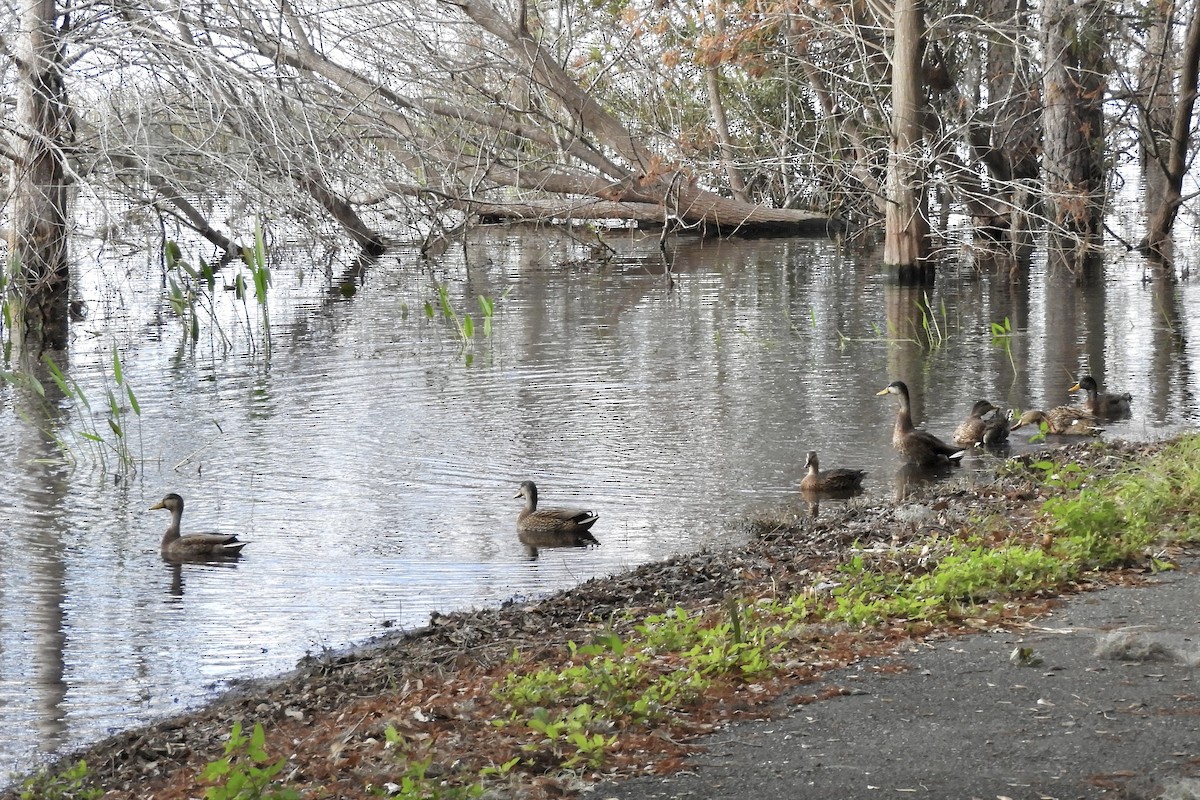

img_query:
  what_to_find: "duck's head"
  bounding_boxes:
[876,380,909,398]
[150,493,184,513]
[1011,409,1046,430]
[1070,375,1098,392]
[514,481,538,503]
[970,399,998,418]
[804,450,819,470]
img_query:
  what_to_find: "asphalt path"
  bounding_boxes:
[600,561,1200,800]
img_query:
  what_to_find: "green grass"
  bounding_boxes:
[1042,435,1200,564]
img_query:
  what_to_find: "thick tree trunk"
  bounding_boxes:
[7,0,71,354]
[1041,0,1107,274]
[1138,9,1177,206]
[421,196,835,233]
[883,0,930,275]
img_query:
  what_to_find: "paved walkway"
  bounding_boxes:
[600,563,1200,800]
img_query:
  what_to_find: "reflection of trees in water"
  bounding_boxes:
[1147,274,1194,422]
[11,370,73,755]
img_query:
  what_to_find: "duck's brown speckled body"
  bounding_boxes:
[1011,406,1103,436]
[953,399,1010,446]
[1070,376,1132,418]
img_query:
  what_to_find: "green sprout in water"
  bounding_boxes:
[6,348,143,475]
[234,218,272,356]
[990,316,1017,370]
[424,283,501,365]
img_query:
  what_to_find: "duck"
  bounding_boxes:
[1010,406,1103,436]
[877,380,966,466]
[952,400,1003,446]
[799,450,866,494]
[150,493,248,560]
[981,410,1012,446]
[1070,375,1132,418]
[514,481,599,543]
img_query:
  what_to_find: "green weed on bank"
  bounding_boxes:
[1042,435,1200,565]
[481,437,1200,788]
[17,760,101,800]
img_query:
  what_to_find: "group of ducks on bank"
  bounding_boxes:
[799,374,1132,495]
[149,374,1131,561]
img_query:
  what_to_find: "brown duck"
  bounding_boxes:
[800,450,866,493]
[877,380,966,466]
[1070,375,1132,418]
[514,481,599,544]
[150,493,248,560]
[952,399,1010,446]
[1010,406,1103,435]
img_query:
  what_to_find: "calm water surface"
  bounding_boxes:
[1,229,1197,779]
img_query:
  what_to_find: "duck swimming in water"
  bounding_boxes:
[877,381,966,466]
[150,493,248,560]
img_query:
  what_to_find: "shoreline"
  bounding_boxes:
[5,436,1189,799]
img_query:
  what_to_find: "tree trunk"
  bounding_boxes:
[1137,7,1177,205]
[1141,0,1200,260]
[978,0,1040,273]
[884,0,930,275]
[1040,0,1108,274]
[704,3,749,203]
[7,0,71,354]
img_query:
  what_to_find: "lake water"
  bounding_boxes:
[1,227,1196,781]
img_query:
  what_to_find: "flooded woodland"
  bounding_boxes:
[1,224,1198,781]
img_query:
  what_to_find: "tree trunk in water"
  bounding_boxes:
[1141,0,1200,261]
[7,0,71,354]
[1137,8,1176,207]
[977,0,1040,275]
[1040,0,1107,275]
[884,0,930,278]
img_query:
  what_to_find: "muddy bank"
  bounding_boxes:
[2,439,1174,799]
